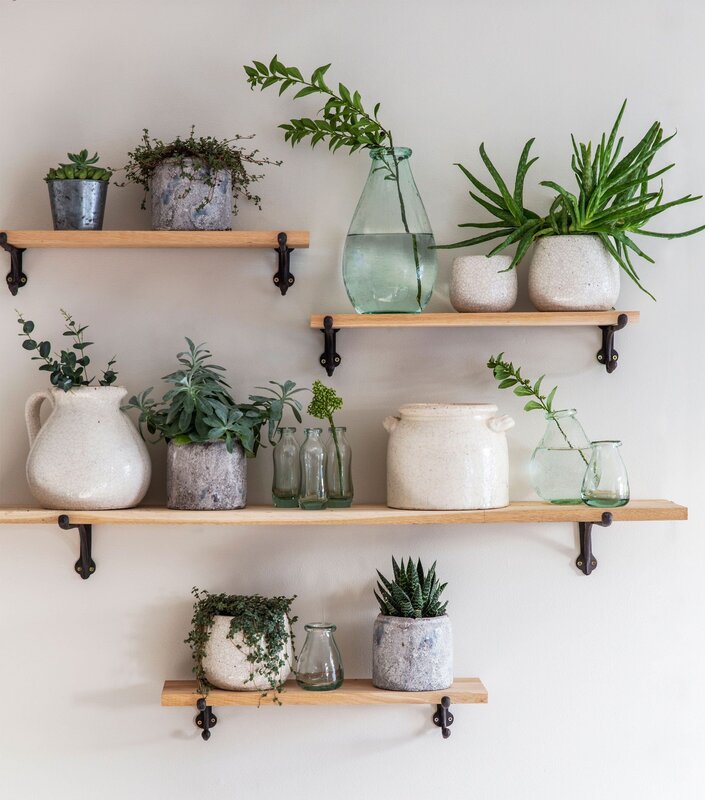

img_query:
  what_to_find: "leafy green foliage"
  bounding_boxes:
[185,588,297,698]
[244,56,390,153]
[120,127,281,213]
[307,380,346,488]
[124,339,304,456]
[16,309,118,392]
[375,557,448,618]
[45,149,112,181]
[440,101,705,297]
[487,352,558,414]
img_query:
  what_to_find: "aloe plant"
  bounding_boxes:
[375,557,448,618]
[439,101,705,299]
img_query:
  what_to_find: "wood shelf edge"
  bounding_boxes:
[309,311,640,328]
[1,230,310,249]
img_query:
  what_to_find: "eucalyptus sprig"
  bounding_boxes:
[307,380,344,491]
[185,588,297,700]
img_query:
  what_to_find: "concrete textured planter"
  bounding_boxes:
[47,179,108,230]
[203,615,292,691]
[450,254,517,312]
[166,440,246,510]
[528,234,620,311]
[150,158,232,230]
[372,614,453,691]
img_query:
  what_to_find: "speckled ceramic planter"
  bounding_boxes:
[372,614,453,691]
[150,158,232,231]
[528,234,620,311]
[203,615,293,691]
[450,254,517,312]
[24,386,151,510]
[166,440,246,510]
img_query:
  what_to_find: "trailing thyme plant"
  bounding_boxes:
[121,127,281,214]
[16,309,117,391]
[124,338,303,455]
[244,56,424,307]
[440,101,705,298]
[375,557,448,618]
[45,149,112,181]
[186,588,297,699]
[487,353,588,465]
[307,380,344,494]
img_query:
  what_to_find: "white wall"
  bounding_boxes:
[0,1,702,797]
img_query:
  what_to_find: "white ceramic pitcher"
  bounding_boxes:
[384,403,514,510]
[25,386,151,510]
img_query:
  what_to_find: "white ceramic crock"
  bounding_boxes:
[383,403,514,510]
[25,386,151,510]
[450,254,517,312]
[528,234,620,311]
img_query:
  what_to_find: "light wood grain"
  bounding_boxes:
[0,500,687,526]
[2,230,310,249]
[161,678,488,707]
[310,311,640,328]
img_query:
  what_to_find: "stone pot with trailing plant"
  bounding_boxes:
[121,128,280,231]
[16,310,150,510]
[186,589,296,695]
[45,150,112,230]
[373,557,452,691]
[245,56,438,313]
[125,340,303,510]
[439,101,705,310]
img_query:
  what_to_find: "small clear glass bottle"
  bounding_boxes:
[325,426,353,508]
[272,427,300,508]
[530,409,592,504]
[296,623,344,691]
[299,428,327,510]
[581,440,630,508]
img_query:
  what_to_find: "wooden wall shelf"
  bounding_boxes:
[0,229,309,296]
[311,311,639,375]
[161,678,488,741]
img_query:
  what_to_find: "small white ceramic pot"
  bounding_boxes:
[528,234,620,311]
[450,254,517,312]
[203,615,293,691]
[383,403,514,510]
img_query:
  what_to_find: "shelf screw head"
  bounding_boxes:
[577,560,583,567]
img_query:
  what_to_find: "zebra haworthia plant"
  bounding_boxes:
[375,557,448,618]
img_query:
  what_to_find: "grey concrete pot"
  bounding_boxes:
[47,179,108,230]
[150,158,232,231]
[372,614,453,691]
[166,440,246,510]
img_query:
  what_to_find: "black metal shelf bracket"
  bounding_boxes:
[320,315,341,376]
[0,232,27,295]
[57,515,96,579]
[195,698,217,741]
[596,314,628,373]
[432,696,454,739]
[576,512,613,576]
[273,231,295,295]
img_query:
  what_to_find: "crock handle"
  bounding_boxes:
[25,391,52,447]
[488,414,515,433]
[383,416,400,433]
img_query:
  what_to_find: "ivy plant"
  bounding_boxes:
[439,101,705,298]
[16,309,117,391]
[185,588,297,699]
[375,557,448,618]
[124,338,303,456]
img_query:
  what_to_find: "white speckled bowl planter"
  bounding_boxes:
[528,234,620,311]
[203,615,293,691]
[450,254,517,312]
[372,614,453,691]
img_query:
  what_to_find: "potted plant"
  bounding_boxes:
[244,56,437,313]
[307,380,353,507]
[372,557,452,691]
[121,128,281,231]
[439,101,705,310]
[16,309,150,510]
[186,589,296,696]
[125,339,303,510]
[45,149,112,230]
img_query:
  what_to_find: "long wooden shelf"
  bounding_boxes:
[310,310,639,328]
[0,500,687,526]
[2,230,309,249]
[161,678,488,707]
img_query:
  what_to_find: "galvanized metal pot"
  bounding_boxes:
[47,179,108,230]
[166,440,247,510]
